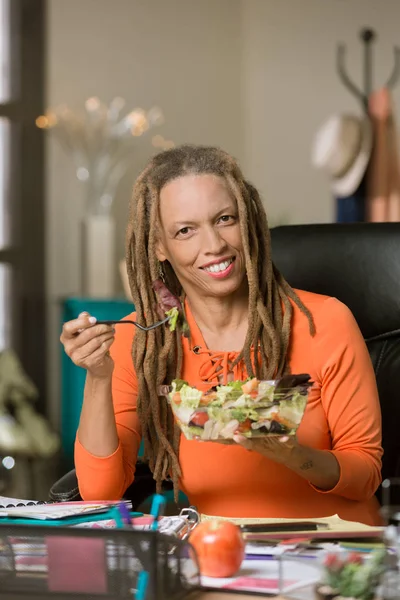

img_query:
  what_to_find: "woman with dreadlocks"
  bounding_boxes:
[61,145,382,525]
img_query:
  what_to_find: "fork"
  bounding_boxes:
[96,315,171,332]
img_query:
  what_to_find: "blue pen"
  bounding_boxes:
[118,502,132,526]
[245,553,318,561]
[150,494,166,531]
[110,506,124,529]
[135,570,149,600]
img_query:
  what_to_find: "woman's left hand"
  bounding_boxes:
[232,432,340,491]
[232,433,299,466]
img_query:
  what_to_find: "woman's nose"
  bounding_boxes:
[201,226,228,254]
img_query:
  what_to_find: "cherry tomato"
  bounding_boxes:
[172,392,181,404]
[237,418,252,433]
[200,392,218,406]
[274,414,295,429]
[241,378,258,394]
[190,411,209,427]
[189,519,245,578]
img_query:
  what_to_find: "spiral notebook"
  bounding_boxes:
[0,496,132,521]
[0,495,46,508]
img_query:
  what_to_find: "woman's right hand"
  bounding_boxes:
[60,311,115,379]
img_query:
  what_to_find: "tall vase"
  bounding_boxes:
[78,161,120,299]
[81,213,116,298]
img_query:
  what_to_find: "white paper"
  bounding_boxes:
[245,542,296,556]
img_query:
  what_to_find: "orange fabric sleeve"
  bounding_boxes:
[310,298,382,501]
[74,316,140,500]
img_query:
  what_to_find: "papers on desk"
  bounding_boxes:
[203,534,387,595]
[199,510,386,595]
[201,513,384,540]
[244,541,336,559]
[201,557,321,595]
[0,494,197,535]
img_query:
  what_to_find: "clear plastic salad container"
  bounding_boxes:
[159,374,313,442]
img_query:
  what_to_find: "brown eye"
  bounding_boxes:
[218,215,234,224]
[176,227,191,237]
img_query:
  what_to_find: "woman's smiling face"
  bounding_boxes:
[156,173,247,299]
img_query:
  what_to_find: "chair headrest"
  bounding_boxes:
[270,223,400,340]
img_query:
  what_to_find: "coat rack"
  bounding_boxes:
[337,28,400,111]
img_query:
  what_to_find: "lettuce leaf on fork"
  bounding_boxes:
[165,307,179,331]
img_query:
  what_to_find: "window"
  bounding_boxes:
[0,0,46,409]
[0,118,11,250]
[0,263,11,350]
[0,0,10,103]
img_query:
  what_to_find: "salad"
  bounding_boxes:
[161,374,312,441]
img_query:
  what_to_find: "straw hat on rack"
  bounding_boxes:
[311,114,373,197]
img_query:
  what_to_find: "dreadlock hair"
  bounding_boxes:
[125,144,315,500]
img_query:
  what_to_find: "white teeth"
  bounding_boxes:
[203,258,233,273]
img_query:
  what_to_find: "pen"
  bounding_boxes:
[339,543,387,554]
[118,502,132,526]
[245,552,318,561]
[135,570,149,600]
[150,494,166,531]
[339,541,385,550]
[110,506,124,529]
[241,522,328,533]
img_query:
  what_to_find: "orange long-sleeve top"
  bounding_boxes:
[75,290,383,525]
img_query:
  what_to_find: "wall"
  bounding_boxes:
[45,0,244,427]
[241,0,400,225]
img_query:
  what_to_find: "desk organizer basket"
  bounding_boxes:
[0,524,200,599]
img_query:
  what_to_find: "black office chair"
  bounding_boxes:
[49,458,169,509]
[270,222,400,504]
[51,222,400,507]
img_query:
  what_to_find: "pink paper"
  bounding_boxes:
[46,536,107,594]
[224,576,297,593]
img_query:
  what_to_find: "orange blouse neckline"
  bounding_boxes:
[183,298,249,384]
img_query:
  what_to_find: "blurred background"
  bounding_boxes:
[1,0,400,500]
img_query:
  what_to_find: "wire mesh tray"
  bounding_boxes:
[0,523,200,599]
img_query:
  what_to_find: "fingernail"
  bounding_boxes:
[89,316,97,324]
[79,312,88,317]
[233,434,245,444]
[279,436,289,443]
